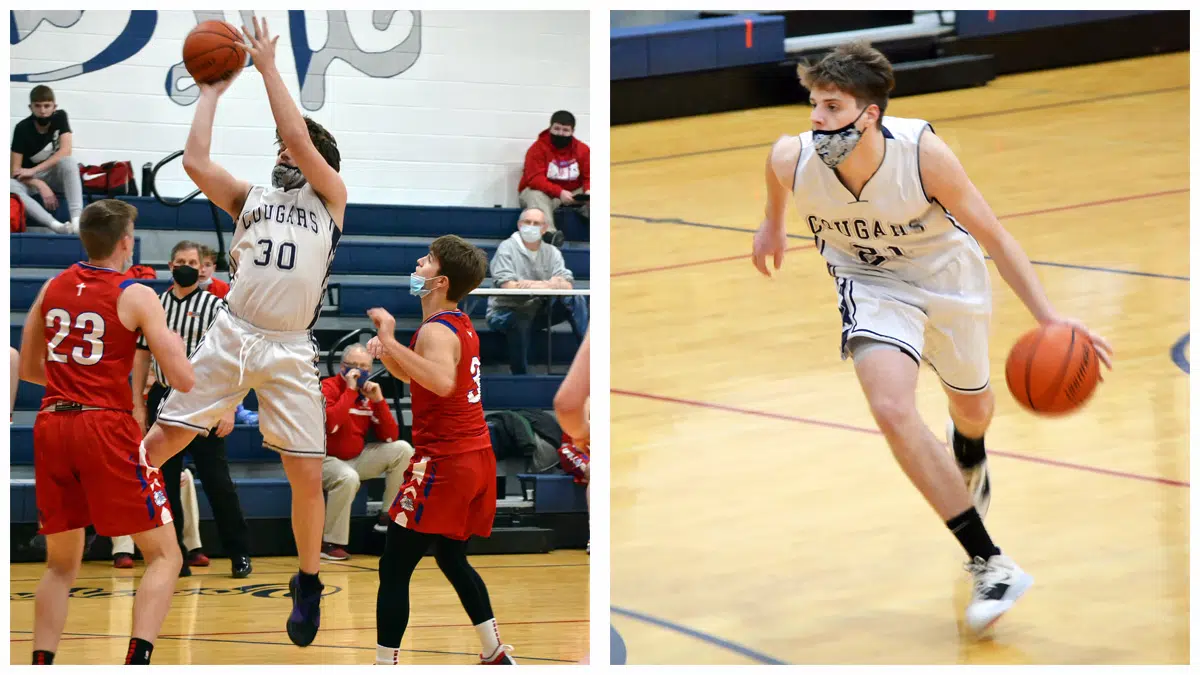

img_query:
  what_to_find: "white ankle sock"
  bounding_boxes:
[375,645,399,665]
[475,619,501,656]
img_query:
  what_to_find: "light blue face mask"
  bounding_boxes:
[410,274,443,297]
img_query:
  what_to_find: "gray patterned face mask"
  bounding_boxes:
[271,164,307,190]
[812,106,869,169]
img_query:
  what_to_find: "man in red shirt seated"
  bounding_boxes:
[320,344,414,560]
[198,245,230,298]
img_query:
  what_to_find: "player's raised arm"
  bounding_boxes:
[919,131,1112,366]
[18,280,52,386]
[367,336,411,384]
[118,283,196,392]
[182,75,252,219]
[368,309,458,398]
[242,17,347,223]
[554,329,590,446]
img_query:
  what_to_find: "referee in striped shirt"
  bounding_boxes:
[131,240,252,579]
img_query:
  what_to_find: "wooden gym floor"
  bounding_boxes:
[610,53,1189,664]
[9,552,588,664]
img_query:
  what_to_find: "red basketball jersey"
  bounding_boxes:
[39,263,142,412]
[408,310,491,457]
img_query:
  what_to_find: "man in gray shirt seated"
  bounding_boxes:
[486,208,588,374]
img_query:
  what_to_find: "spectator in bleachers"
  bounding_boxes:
[10,347,19,416]
[198,245,231,298]
[518,110,589,234]
[132,239,252,578]
[9,85,83,234]
[320,344,414,561]
[486,208,589,375]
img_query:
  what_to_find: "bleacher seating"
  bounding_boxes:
[10,195,590,554]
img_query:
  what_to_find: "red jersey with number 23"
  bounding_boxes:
[40,263,141,412]
[407,310,491,457]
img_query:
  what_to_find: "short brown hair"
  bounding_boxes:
[79,199,137,260]
[797,41,895,127]
[276,116,341,172]
[30,85,54,104]
[199,245,218,264]
[430,235,489,303]
[170,240,202,262]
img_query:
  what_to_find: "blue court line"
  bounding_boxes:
[611,606,788,665]
[610,625,628,665]
[612,85,1189,166]
[1171,334,1189,374]
[613,213,1189,281]
[8,629,575,663]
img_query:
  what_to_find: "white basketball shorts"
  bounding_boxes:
[156,309,326,457]
[834,248,992,393]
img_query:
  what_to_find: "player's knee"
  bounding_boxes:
[433,547,467,575]
[866,395,918,438]
[949,388,994,425]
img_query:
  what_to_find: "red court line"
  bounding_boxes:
[9,619,589,643]
[612,388,1189,488]
[613,188,1187,279]
[999,188,1188,220]
[613,245,813,277]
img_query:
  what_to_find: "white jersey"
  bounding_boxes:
[792,116,982,283]
[226,183,341,331]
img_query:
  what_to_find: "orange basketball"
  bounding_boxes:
[183,21,246,85]
[1005,323,1101,415]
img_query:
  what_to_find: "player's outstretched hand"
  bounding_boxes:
[197,70,239,98]
[366,336,384,358]
[752,219,789,278]
[241,15,279,74]
[1048,316,1114,372]
[367,308,396,338]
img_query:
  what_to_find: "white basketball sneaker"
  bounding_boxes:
[947,421,991,520]
[964,554,1034,634]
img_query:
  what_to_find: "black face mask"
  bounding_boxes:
[550,133,572,149]
[172,265,200,287]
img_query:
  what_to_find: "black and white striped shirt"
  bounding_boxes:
[137,286,225,388]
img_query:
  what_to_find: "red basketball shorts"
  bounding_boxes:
[33,409,173,537]
[388,447,496,541]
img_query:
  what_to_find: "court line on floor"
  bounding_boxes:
[613,188,1190,281]
[7,629,577,663]
[9,619,587,643]
[612,85,1188,166]
[1171,334,1189,375]
[613,245,814,277]
[611,606,788,665]
[8,561,590,584]
[611,389,1189,488]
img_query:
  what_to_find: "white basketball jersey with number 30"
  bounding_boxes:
[792,116,983,282]
[227,183,341,331]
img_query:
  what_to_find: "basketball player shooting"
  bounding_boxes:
[363,236,516,665]
[750,43,1113,633]
[140,17,346,647]
[20,200,196,665]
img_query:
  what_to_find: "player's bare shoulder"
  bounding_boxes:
[916,125,971,197]
[768,134,803,185]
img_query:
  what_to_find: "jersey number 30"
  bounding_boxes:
[45,309,105,366]
[253,239,297,270]
[467,356,482,404]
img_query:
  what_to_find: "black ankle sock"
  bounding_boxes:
[298,570,322,593]
[32,650,54,665]
[125,637,153,665]
[946,507,1000,561]
[952,428,987,468]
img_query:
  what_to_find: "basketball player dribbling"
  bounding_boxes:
[751,43,1114,632]
[20,200,196,664]
[139,18,345,646]
[363,236,516,665]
